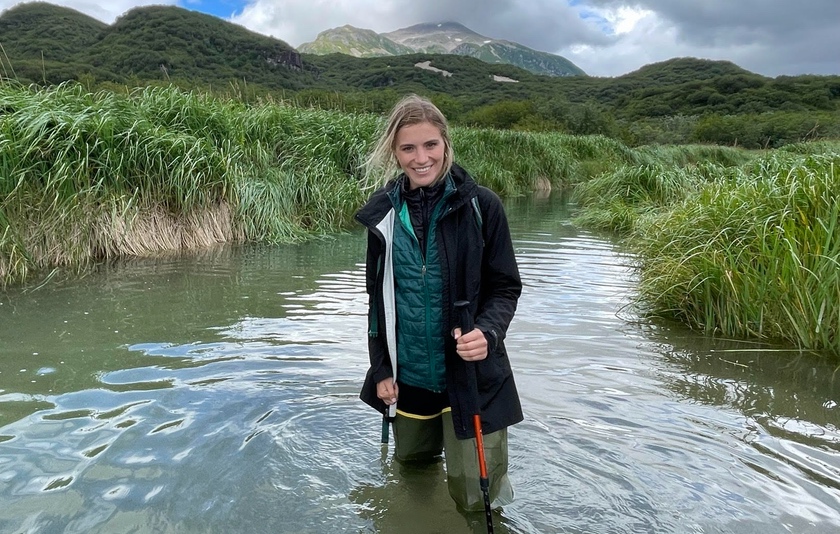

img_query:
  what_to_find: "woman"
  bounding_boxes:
[355,94,523,511]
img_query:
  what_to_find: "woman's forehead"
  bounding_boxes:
[396,121,442,141]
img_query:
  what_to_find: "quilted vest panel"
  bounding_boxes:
[392,201,447,392]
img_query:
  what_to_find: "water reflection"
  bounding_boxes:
[348,453,516,534]
[649,322,839,431]
[644,320,840,523]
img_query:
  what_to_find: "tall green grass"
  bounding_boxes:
[572,140,839,356]
[2,82,839,359]
[631,151,840,354]
[572,143,758,233]
[0,83,237,283]
[4,82,633,286]
[0,82,378,284]
[453,129,636,196]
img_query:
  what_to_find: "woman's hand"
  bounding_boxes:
[454,327,488,361]
[377,378,398,405]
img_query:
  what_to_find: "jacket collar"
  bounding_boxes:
[355,162,478,228]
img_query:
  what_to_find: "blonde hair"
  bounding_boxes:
[364,94,454,188]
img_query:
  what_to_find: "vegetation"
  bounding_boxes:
[2,4,840,148]
[0,82,579,286]
[0,79,837,358]
[573,143,840,356]
[0,82,357,283]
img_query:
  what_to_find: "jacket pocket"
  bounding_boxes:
[474,349,509,393]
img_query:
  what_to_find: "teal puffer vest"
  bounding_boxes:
[393,198,447,392]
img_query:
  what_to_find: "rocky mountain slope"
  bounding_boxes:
[299,21,585,77]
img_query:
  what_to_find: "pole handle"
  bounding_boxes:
[454,300,474,333]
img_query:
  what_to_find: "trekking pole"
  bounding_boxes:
[454,300,494,534]
[381,413,390,444]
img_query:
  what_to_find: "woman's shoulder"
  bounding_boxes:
[356,180,398,224]
[449,163,504,216]
[473,185,506,223]
[475,184,502,204]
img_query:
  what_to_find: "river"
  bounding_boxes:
[0,193,838,533]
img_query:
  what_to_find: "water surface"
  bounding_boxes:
[1,193,838,533]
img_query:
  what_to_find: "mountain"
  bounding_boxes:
[1,2,836,130]
[0,2,115,82]
[299,21,585,77]
[298,25,415,57]
[85,5,307,87]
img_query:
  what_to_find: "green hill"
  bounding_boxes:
[0,2,111,82]
[85,6,311,89]
[0,2,106,61]
[0,3,315,89]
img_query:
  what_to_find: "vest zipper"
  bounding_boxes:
[418,187,436,386]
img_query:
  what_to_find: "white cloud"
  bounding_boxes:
[559,2,840,78]
[607,6,652,35]
[559,9,683,76]
[231,0,397,45]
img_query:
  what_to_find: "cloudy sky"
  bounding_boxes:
[2,0,838,77]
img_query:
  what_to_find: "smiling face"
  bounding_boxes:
[394,121,446,190]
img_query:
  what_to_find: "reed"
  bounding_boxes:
[633,144,755,167]
[4,83,572,284]
[0,83,267,283]
[452,129,635,196]
[632,151,840,354]
[571,143,758,233]
[572,162,719,232]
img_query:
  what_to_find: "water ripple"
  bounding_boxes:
[1,199,839,533]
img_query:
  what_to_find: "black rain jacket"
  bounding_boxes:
[354,163,523,439]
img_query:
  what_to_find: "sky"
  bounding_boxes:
[2,0,839,78]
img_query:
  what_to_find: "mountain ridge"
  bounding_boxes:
[0,3,311,89]
[299,21,586,77]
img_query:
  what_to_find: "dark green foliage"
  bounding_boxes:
[86,6,314,91]
[691,112,839,148]
[1,3,316,91]
[0,2,107,64]
[463,100,533,129]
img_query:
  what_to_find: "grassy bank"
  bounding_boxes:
[2,82,838,358]
[574,143,840,356]
[0,82,592,285]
